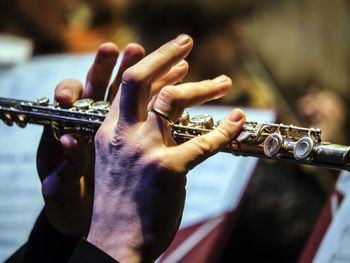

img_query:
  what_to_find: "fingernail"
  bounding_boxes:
[174,34,190,46]
[213,74,230,84]
[60,88,73,98]
[176,60,187,68]
[228,109,244,123]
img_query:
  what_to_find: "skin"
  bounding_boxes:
[37,34,245,262]
[36,39,190,236]
[36,42,145,236]
[87,34,246,262]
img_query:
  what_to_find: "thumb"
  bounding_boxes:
[41,134,90,204]
[174,108,245,171]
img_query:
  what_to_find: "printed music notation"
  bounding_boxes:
[313,172,350,263]
[327,226,350,263]
[0,53,95,261]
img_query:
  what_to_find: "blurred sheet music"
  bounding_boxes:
[312,171,350,263]
[0,53,95,261]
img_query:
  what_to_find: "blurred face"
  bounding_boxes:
[297,89,347,142]
[191,23,243,78]
[18,0,76,37]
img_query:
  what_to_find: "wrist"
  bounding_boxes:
[87,228,153,263]
[87,194,155,263]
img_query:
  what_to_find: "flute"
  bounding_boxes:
[1,96,349,171]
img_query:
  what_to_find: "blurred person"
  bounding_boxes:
[220,159,326,263]
[126,0,350,138]
[244,0,350,151]
[123,1,348,262]
[297,87,348,143]
[64,0,136,52]
[125,0,252,79]
[0,0,73,53]
[0,0,134,54]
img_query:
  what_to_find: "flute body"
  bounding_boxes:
[1,96,349,171]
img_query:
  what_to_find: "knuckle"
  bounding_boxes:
[215,124,231,143]
[200,79,213,88]
[157,45,174,59]
[122,68,146,86]
[222,115,245,136]
[110,133,125,151]
[203,79,229,95]
[152,150,188,176]
[94,126,109,148]
[158,86,179,106]
[94,130,103,146]
[194,135,213,155]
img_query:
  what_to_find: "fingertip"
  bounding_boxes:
[123,43,146,63]
[170,60,189,77]
[124,43,145,55]
[98,42,119,54]
[175,60,188,70]
[167,60,189,84]
[60,134,79,150]
[55,79,83,106]
[210,75,231,100]
[227,108,246,123]
[96,42,120,65]
[173,34,193,47]
[55,88,72,103]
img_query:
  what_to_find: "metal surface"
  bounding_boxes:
[1,96,349,171]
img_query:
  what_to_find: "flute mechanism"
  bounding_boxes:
[1,97,349,171]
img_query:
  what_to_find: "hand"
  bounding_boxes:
[36,42,146,236]
[87,34,246,263]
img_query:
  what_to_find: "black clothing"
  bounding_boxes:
[6,209,118,263]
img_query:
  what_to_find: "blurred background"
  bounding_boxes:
[0,0,350,262]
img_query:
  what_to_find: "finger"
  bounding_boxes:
[147,60,189,111]
[150,60,189,96]
[60,134,95,182]
[54,78,84,107]
[107,43,145,102]
[37,127,66,181]
[41,134,90,204]
[152,75,232,122]
[173,108,245,171]
[117,34,193,124]
[38,79,85,181]
[84,42,119,101]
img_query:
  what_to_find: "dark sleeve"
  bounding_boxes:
[5,244,26,263]
[6,209,80,263]
[68,238,119,263]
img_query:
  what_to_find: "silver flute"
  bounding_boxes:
[1,96,349,171]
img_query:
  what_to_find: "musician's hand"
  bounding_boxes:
[87,34,246,262]
[36,42,146,236]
